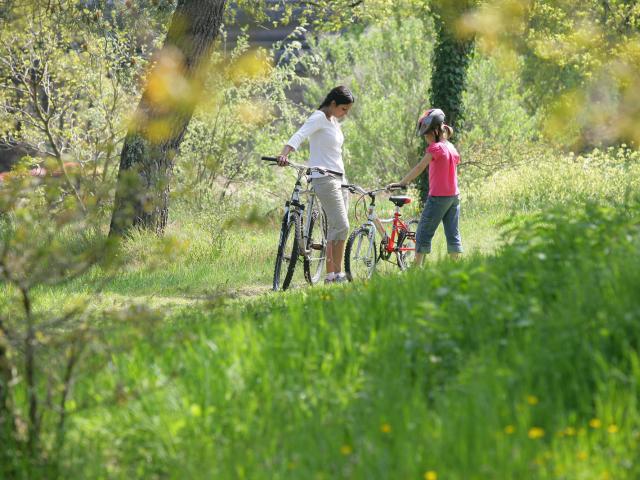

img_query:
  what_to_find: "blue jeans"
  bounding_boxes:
[415,195,463,254]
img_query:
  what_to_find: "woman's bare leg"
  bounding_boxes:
[326,241,335,274]
[333,240,346,273]
[326,240,346,274]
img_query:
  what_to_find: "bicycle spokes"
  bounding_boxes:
[345,227,377,281]
[304,206,327,285]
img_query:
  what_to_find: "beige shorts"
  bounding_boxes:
[312,175,350,241]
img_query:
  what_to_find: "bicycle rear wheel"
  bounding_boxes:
[397,219,418,270]
[303,206,327,285]
[344,226,377,281]
[273,212,301,291]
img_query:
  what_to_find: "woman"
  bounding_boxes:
[388,108,463,265]
[277,86,354,283]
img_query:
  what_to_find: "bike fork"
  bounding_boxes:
[361,223,377,268]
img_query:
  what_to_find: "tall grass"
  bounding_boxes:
[3,147,639,479]
[48,193,640,479]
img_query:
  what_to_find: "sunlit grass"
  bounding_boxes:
[55,194,640,479]
[3,148,639,479]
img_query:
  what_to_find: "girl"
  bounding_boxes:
[277,86,354,283]
[388,108,463,266]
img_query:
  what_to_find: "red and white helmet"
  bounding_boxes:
[416,108,445,136]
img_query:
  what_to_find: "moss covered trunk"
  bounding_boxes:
[418,4,475,203]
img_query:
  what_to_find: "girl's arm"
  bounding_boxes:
[390,152,431,187]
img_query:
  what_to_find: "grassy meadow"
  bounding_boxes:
[2,3,640,478]
[3,149,639,479]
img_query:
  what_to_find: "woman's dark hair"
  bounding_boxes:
[319,86,354,109]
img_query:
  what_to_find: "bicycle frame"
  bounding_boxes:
[360,190,415,256]
[284,167,319,256]
[383,209,414,254]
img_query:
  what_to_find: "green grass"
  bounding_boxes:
[53,197,640,479]
[3,151,640,479]
[2,184,503,313]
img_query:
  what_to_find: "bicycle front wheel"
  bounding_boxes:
[273,212,301,291]
[397,219,418,271]
[303,206,327,285]
[344,226,377,281]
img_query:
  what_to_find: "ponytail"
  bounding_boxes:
[432,123,454,142]
[442,124,454,140]
[319,85,355,109]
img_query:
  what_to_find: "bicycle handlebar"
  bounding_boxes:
[261,156,328,175]
[341,183,407,196]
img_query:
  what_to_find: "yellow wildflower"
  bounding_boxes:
[528,427,545,439]
[527,395,539,405]
[577,451,588,461]
[424,471,438,480]
[504,425,515,434]
[607,424,619,434]
[563,427,576,436]
[589,418,602,429]
[380,423,392,434]
[340,445,353,456]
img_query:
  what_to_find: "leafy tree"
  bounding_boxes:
[176,28,315,207]
[460,0,640,148]
[417,0,477,201]
[0,2,151,208]
[109,0,228,236]
[0,169,165,476]
[430,1,477,128]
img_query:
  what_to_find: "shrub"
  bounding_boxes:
[302,17,436,184]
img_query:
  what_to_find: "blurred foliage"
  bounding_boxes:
[0,168,165,475]
[175,27,312,208]
[457,51,542,176]
[458,0,640,149]
[233,0,429,32]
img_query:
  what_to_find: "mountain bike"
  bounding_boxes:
[342,184,417,281]
[262,156,328,291]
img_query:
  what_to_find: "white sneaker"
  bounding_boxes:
[334,273,348,283]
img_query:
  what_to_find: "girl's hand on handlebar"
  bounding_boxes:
[277,155,289,167]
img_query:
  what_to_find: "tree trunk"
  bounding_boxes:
[109,0,227,236]
[430,23,475,128]
[0,338,11,429]
[418,4,475,203]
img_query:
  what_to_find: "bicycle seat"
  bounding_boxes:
[389,195,412,207]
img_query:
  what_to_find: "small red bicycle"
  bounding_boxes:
[342,184,417,281]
